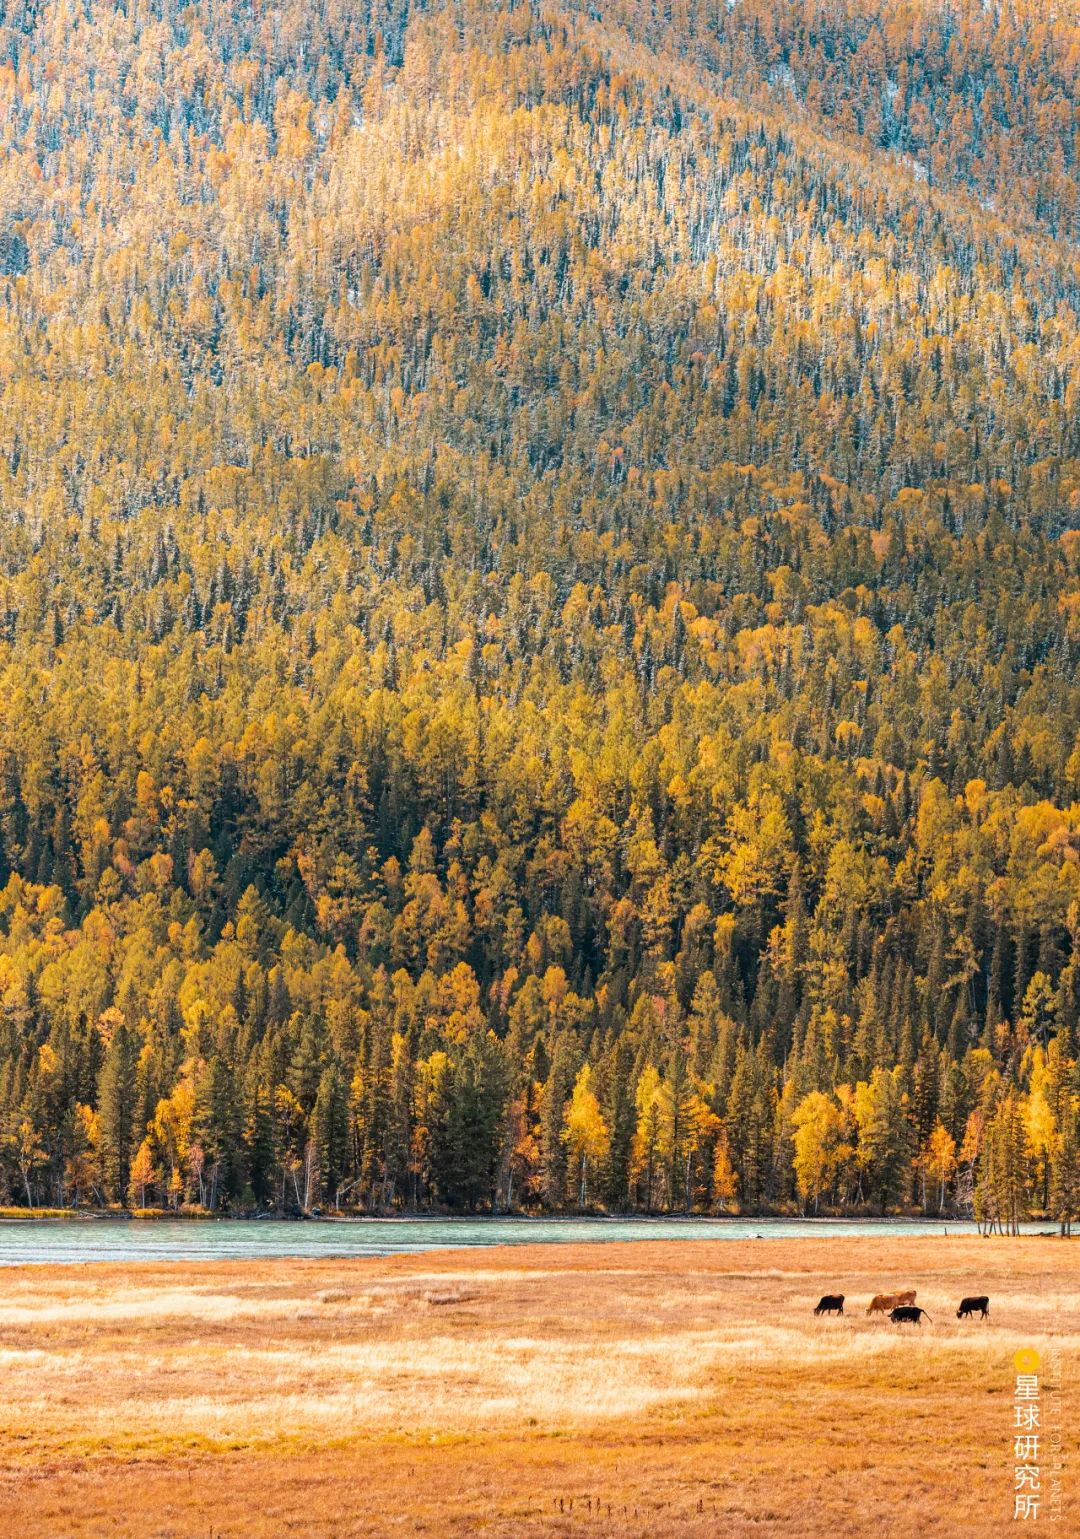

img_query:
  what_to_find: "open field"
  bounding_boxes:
[0,1237,1075,1537]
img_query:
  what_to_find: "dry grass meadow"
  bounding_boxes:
[0,1235,1075,1537]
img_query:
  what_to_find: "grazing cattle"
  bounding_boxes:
[867,1290,916,1314]
[889,1305,932,1325]
[814,1294,844,1316]
[957,1295,990,1320]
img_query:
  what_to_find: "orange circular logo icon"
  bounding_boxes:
[1013,1347,1041,1375]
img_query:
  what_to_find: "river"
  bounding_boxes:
[0,1214,1048,1264]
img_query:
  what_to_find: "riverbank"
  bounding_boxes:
[0,1235,1074,1536]
[0,1206,223,1221]
[4,1203,1057,1222]
[0,1204,983,1223]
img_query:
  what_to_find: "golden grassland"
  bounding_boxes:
[0,1209,209,1221]
[0,1209,77,1221]
[0,1236,1075,1537]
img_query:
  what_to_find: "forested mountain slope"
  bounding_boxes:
[1,0,1079,1219]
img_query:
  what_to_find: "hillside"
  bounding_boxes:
[0,0,1079,1218]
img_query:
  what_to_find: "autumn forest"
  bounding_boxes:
[1,0,1080,1227]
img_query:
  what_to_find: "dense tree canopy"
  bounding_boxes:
[0,0,1078,1224]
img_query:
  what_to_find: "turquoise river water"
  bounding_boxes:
[0,1214,1047,1264]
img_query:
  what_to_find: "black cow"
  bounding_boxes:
[889,1305,932,1325]
[957,1295,990,1320]
[814,1294,844,1316]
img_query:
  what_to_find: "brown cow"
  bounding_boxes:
[867,1289,916,1315]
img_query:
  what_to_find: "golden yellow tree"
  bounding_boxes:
[562,1065,610,1209]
